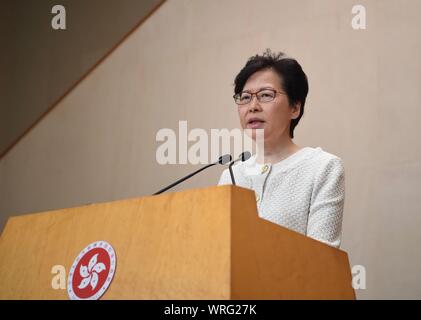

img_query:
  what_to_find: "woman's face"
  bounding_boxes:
[238,68,300,144]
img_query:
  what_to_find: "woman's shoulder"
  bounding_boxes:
[307,147,343,163]
[264,146,343,174]
[304,147,345,177]
[218,147,344,184]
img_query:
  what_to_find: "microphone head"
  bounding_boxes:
[240,151,252,162]
[218,154,232,165]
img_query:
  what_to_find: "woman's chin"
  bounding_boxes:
[243,128,266,142]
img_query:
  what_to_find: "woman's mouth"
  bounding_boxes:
[246,119,265,129]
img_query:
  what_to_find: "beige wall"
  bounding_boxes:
[1,0,421,299]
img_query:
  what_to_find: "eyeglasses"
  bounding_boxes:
[233,88,286,105]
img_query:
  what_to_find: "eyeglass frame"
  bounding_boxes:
[233,87,287,105]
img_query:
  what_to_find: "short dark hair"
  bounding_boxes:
[234,49,309,138]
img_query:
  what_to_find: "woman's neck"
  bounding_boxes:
[256,138,302,164]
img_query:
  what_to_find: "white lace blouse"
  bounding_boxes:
[218,147,345,248]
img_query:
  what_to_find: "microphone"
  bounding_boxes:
[228,151,252,185]
[153,154,232,195]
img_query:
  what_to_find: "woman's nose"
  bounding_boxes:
[247,96,262,113]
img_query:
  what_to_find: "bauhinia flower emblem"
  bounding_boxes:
[78,253,106,290]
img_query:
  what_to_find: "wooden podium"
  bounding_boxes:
[0,185,355,299]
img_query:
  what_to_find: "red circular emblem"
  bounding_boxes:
[67,241,116,300]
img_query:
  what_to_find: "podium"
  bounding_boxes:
[0,185,355,299]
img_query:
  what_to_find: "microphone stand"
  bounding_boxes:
[228,151,252,186]
[228,162,236,185]
[153,162,216,195]
[153,154,232,195]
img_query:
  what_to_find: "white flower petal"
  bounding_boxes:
[90,272,99,290]
[78,275,91,289]
[92,263,106,274]
[79,265,89,278]
[88,254,98,272]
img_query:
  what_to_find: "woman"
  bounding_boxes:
[219,50,345,248]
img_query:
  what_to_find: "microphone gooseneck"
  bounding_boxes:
[228,151,252,185]
[153,154,232,195]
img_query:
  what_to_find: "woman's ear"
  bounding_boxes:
[291,102,301,120]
